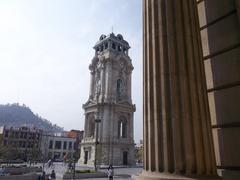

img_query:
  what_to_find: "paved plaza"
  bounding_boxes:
[37,162,142,180]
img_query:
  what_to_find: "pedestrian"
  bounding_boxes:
[39,171,46,180]
[107,164,114,180]
[68,162,73,171]
[50,170,56,179]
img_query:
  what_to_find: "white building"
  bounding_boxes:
[79,33,135,166]
[41,133,76,161]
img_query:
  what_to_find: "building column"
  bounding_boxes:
[137,0,220,179]
[89,69,95,100]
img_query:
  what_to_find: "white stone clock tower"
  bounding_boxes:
[78,33,135,167]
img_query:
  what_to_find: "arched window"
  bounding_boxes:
[105,43,108,49]
[118,117,127,138]
[85,115,95,137]
[117,79,124,97]
[118,45,122,51]
[112,43,116,49]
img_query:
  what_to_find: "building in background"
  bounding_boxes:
[0,126,43,161]
[0,126,84,162]
[41,130,84,162]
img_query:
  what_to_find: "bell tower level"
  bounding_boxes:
[79,33,136,167]
[89,33,133,104]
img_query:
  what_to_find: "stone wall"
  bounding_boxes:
[197,0,240,178]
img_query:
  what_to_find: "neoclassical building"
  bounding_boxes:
[137,0,240,180]
[78,33,135,166]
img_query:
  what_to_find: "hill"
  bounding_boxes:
[0,103,63,132]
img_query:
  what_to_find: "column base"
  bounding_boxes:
[133,170,221,180]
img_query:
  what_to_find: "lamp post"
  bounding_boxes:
[72,138,77,180]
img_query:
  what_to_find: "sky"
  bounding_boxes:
[0,0,143,143]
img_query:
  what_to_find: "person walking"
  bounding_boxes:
[39,171,46,180]
[50,170,56,179]
[107,164,114,180]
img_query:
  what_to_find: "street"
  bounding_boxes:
[37,162,142,180]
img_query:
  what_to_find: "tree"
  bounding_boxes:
[135,145,143,164]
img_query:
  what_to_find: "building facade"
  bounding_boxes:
[136,0,240,180]
[41,130,83,161]
[0,126,43,161]
[79,33,135,166]
[0,126,83,162]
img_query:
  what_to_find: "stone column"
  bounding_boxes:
[104,60,113,102]
[99,60,106,102]
[89,66,95,100]
[236,0,240,23]
[137,0,220,179]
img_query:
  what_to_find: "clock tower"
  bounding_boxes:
[79,33,135,166]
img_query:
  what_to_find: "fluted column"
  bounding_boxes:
[89,64,95,100]
[137,0,220,179]
[99,61,106,102]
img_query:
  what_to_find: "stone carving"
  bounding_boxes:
[95,71,101,95]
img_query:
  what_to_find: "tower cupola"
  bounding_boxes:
[93,33,130,56]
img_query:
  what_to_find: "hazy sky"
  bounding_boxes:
[0,0,143,143]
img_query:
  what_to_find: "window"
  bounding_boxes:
[112,43,116,49]
[55,141,62,149]
[117,79,124,97]
[63,141,67,150]
[69,142,72,150]
[4,131,8,138]
[29,133,32,139]
[105,43,108,49]
[15,132,19,138]
[118,118,127,138]
[118,45,122,51]
[86,114,95,137]
[20,132,23,138]
[49,140,53,149]
[74,142,77,150]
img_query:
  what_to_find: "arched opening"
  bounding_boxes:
[112,43,116,49]
[85,114,95,138]
[118,117,127,138]
[117,79,124,98]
